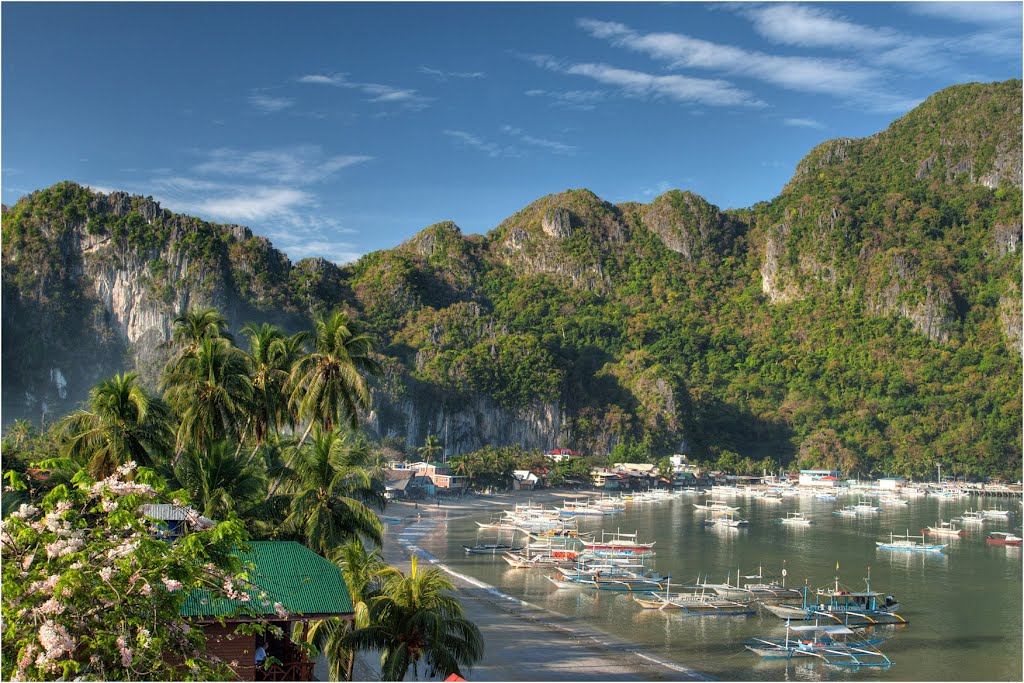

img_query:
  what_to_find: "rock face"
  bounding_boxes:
[541,208,574,238]
[640,190,739,263]
[865,252,955,343]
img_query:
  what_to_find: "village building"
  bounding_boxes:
[408,461,469,491]
[182,541,354,682]
[798,469,843,487]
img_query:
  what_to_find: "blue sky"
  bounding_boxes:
[3,2,1021,263]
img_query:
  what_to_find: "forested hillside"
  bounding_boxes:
[3,80,1021,478]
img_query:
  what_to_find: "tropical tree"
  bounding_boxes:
[1,462,268,682]
[283,428,385,554]
[307,539,388,680]
[288,309,382,444]
[55,372,174,479]
[168,439,266,519]
[343,555,484,681]
[166,306,234,360]
[241,323,309,463]
[416,435,444,463]
[162,336,253,453]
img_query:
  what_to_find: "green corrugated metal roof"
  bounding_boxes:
[180,541,353,619]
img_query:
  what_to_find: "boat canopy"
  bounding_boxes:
[788,625,856,635]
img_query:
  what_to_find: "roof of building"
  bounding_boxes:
[140,503,216,529]
[180,541,353,620]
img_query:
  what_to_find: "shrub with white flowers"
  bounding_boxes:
[1,462,266,681]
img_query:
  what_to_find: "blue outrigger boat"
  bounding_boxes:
[876,530,946,553]
[759,569,908,625]
[745,623,892,668]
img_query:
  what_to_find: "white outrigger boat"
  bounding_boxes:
[876,530,946,553]
[780,512,813,526]
[851,499,882,512]
[703,510,749,527]
[759,569,906,625]
[981,508,1011,518]
[694,500,741,513]
[582,529,656,557]
[745,623,892,668]
[924,519,964,537]
[709,566,801,601]
[953,509,987,526]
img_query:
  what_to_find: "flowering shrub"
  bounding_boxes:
[1,462,264,681]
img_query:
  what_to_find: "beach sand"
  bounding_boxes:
[352,490,711,682]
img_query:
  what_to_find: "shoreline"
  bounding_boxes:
[369,489,713,682]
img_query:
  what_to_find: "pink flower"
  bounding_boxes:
[162,577,183,592]
[139,582,152,596]
[99,566,115,582]
[37,621,75,660]
[116,634,133,667]
[274,602,289,619]
[34,599,66,616]
[137,627,151,649]
[11,504,39,519]
[21,553,35,571]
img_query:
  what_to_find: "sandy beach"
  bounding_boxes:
[354,490,712,682]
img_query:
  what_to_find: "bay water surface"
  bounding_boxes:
[411,491,1022,681]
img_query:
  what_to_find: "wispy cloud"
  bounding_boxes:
[500,125,577,156]
[525,88,606,111]
[194,145,372,184]
[905,1,1023,26]
[527,53,764,108]
[248,90,295,113]
[417,66,484,80]
[442,130,519,158]
[783,118,825,129]
[298,72,431,109]
[577,18,879,100]
[740,5,901,50]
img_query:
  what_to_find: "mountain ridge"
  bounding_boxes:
[3,79,1021,477]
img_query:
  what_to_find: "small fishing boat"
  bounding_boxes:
[759,570,906,625]
[745,623,892,668]
[924,519,965,537]
[876,531,946,553]
[582,529,656,556]
[710,566,801,601]
[878,495,908,506]
[464,543,524,555]
[703,511,749,527]
[781,512,813,526]
[981,508,1011,518]
[953,510,987,526]
[986,532,1022,546]
[693,500,741,513]
[815,493,838,502]
[832,505,859,517]
[852,499,882,513]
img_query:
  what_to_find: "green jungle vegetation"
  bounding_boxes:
[1,308,484,682]
[2,80,1022,479]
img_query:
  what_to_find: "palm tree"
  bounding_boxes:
[162,336,253,453]
[167,307,233,359]
[55,372,174,478]
[241,323,309,464]
[307,539,388,680]
[283,428,385,554]
[417,435,444,463]
[168,440,265,519]
[343,555,484,681]
[289,309,382,443]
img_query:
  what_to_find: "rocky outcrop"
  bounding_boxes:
[541,208,573,238]
[640,190,738,263]
[866,251,955,343]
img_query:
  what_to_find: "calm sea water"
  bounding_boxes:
[411,491,1023,681]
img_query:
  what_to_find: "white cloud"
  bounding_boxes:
[298,72,431,109]
[525,88,606,111]
[740,5,901,50]
[194,145,372,184]
[189,187,311,221]
[248,92,295,113]
[528,53,764,107]
[418,66,485,80]
[500,125,577,156]
[442,130,516,158]
[905,1,1022,25]
[783,118,825,129]
[576,18,878,99]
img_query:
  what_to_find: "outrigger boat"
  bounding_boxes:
[986,532,1022,546]
[876,531,946,553]
[464,543,524,555]
[631,580,752,614]
[924,519,965,537]
[703,510,749,527]
[852,499,882,513]
[953,510,987,526]
[832,505,859,517]
[582,529,656,557]
[745,623,892,668]
[694,500,741,513]
[780,512,813,526]
[710,566,801,601]
[759,570,906,625]
[981,508,1011,518]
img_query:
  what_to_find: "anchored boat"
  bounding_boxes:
[759,570,906,625]
[876,531,946,553]
[745,623,892,668]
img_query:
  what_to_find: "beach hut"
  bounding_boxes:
[181,541,354,681]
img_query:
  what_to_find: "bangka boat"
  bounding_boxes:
[693,500,740,513]
[815,493,838,501]
[878,495,908,506]
[832,505,859,517]
[851,499,882,512]
[986,532,1022,546]
[780,512,813,526]
[875,531,946,553]
[703,510,749,527]
[981,508,1011,518]
[953,510,987,526]
[464,543,524,555]
[745,623,892,668]
[759,571,906,625]
[581,529,656,556]
[710,566,801,601]
[924,519,964,537]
